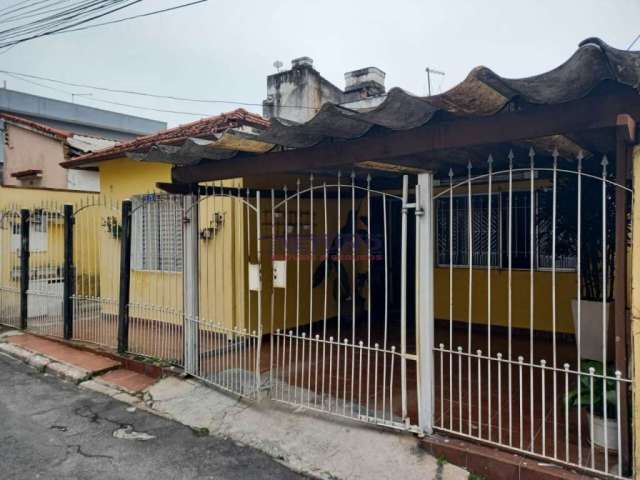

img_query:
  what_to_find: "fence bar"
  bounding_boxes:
[63,204,74,339]
[183,193,199,372]
[416,171,434,434]
[117,200,132,353]
[19,208,29,330]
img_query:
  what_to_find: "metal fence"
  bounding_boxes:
[432,150,632,479]
[0,154,633,479]
[266,174,417,430]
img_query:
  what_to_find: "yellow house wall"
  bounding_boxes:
[433,268,577,333]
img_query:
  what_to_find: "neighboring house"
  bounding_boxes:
[0,113,117,191]
[263,56,387,123]
[0,88,166,192]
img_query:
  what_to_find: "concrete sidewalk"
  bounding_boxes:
[0,329,469,480]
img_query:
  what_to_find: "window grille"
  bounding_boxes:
[131,194,183,272]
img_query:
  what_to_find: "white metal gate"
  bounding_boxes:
[432,150,632,479]
[182,186,264,398]
[267,173,419,431]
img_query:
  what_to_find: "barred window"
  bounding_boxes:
[10,210,48,253]
[437,190,576,270]
[131,194,183,272]
[437,194,500,267]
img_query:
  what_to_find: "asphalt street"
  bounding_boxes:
[0,353,304,480]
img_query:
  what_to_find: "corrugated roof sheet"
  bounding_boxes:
[256,38,640,150]
[65,38,640,172]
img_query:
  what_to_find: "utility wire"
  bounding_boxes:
[0,0,144,48]
[628,32,640,50]
[0,0,207,50]
[4,72,214,117]
[59,0,207,33]
[0,68,319,110]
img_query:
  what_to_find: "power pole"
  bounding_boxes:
[425,67,445,96]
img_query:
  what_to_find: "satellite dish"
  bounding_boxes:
[273,60,283,72]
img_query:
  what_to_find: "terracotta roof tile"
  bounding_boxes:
[0,113,72,139]
[63,108,269,167]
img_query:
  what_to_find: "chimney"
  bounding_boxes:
[291,56,314,69]
[344,67,386,98]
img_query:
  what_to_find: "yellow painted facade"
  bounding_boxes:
[0,185,98,298]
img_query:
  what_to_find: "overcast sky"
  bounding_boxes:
[2,0,639,127]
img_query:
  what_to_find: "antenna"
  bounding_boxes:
[425,67,445,96]
[273,60,283,73]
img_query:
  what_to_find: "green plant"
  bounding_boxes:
[566,360,617,419]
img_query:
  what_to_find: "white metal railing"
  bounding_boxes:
[433,149,633,479]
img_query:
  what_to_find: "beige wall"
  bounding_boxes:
[2,124,68,189]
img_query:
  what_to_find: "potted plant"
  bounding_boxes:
[566,360,618,451]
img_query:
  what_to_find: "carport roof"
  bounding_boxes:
[170,37,640,182]
[65,38,640,180]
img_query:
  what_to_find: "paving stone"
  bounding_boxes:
[98,368,157,393]
[8,334,119,373]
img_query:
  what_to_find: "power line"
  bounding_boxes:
[0,68,319,110]
[0,0,145,49]
[59,0,207,34]
[628,32,640,50]
[3,72,214,117]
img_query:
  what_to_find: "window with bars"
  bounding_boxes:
[131,194,183,272]
[436,190,576,270]
[10,210,48,253]
[436,194,500,267]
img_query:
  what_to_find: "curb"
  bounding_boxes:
[0,342,91,384]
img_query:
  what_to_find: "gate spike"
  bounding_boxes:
[601,155,609,175]
[528,146,535,159]
[487,154,494,167]
[467,161,472,174]
[507,149,514,168]
[350,170,356,180]
[577,151,584,171]
[366,173,371,184]
[448,168,454,178]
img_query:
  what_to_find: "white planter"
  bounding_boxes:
[587,411,618,452]
[571,299,610,361]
